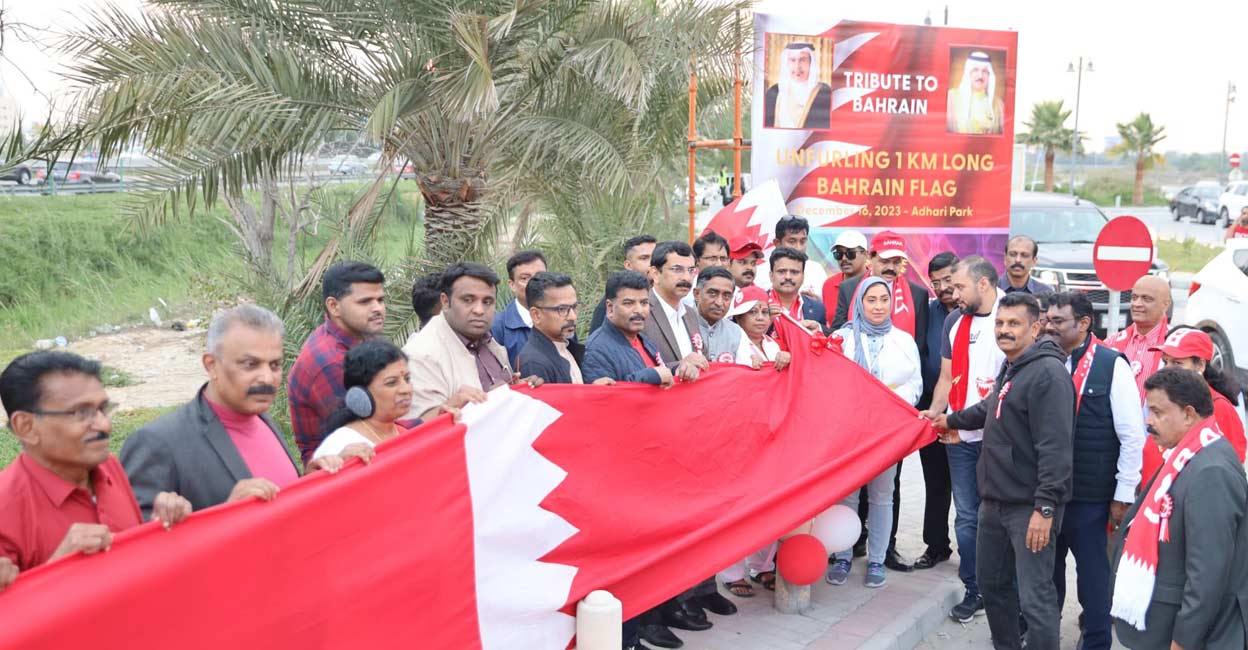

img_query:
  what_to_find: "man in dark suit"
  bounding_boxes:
[1112,367,1248,650]
[765,246,829,334]
[122,305,346,517]
[834,231,931,570]
[642,241,710,378]
[491,250,548,368]
[516,272,613,386]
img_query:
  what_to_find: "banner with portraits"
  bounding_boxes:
[752,14,1018,276]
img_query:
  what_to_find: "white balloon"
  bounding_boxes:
[811,505,862,553]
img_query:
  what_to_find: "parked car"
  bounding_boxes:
[1011,192,1170,337]
[35,162,122,185]
[1171,185,1223,224]
[0,161,34,185]
[325,155,369,176]
[1184,237,1248,392]
[1219,180,1248,229]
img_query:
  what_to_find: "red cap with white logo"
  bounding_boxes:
[1148,328,1214,361]
[728,236,764,261]
[869,230,908,260]
[728,285,768,317]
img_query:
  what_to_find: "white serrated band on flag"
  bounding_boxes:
[462,387,579,649]
[832,32,879,69]
[1096,246,1152,262]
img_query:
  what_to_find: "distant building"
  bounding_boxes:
[0,85,19,139]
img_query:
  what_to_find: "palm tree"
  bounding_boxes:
[8,0,745,278]
[1016,100,1075,192]
[1107,113,1167,205]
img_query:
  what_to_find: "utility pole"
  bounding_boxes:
[1068,57,1093,196]
[1222,81,1237,178]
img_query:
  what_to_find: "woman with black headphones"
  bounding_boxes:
[311,340,427,463]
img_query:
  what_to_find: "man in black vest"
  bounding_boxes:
[1044,292,1146,650]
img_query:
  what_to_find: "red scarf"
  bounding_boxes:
[890,279,916,337]
[1071,335,1102,412]
[949,313,975,411]
[767,289,803,320]
[1111,416,1224,630]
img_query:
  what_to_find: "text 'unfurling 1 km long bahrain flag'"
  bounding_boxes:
[0,318,932,650]
[728,13,1019,282]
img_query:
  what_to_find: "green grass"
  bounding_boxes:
[1067,176,1169,208]
[0,406,173,468]
[1157,238,1221,274]
[0,193,243,352]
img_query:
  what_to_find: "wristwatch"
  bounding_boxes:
[1035,505,1054,519]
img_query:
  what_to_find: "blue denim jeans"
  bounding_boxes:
[946,440,981,597]
[834,464,898,565]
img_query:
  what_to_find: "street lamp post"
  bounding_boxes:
[1222,81,1237,178]
[1068,57,1093,196]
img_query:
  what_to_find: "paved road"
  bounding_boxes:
[1104,206,1225,246]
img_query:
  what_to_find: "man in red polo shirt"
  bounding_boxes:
[0,351,191,586]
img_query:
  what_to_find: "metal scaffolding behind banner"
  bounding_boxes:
[687,12,751,243]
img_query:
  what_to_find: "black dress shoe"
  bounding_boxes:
[885,550,913,572]
[639,623,684,648]
[662,608,713,632]
[912,550,952,570]
[852,542,867,558]
[681,600,708,624]
[697,592,738,616]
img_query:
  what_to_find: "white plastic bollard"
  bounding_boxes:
[576,590,622,650]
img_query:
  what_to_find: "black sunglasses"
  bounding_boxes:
[831,248,862,261]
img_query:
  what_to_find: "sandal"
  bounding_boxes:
[750,570,777,591]
[725,579,755,598]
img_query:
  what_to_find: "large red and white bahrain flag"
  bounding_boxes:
[0,318,933,649]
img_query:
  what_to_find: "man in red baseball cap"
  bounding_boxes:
[727,236,764,289]
[1151,327,1246,468]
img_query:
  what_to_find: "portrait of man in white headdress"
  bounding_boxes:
[946,49,1005,135]
[764,40,832,130]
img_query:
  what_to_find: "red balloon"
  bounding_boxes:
[775,534,827,586]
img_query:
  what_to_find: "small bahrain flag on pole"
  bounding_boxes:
[0,316,933,649]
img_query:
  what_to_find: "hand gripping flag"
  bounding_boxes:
[0,316,933,649]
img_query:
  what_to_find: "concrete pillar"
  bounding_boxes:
[576,590,622,650]
[775,573,811,614]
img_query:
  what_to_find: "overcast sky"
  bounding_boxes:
[1,0,1243,153]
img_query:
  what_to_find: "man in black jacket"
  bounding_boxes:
[929,292,1075,650]
[515,272,614,386]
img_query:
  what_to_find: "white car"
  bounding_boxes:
[1184,238,1248,389]
[1219,180,1248,229]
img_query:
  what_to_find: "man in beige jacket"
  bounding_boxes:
[403,262,542,420]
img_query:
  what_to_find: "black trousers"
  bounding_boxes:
[918,440,953,555]
[977,500,1063,650]
[857,460,903,553]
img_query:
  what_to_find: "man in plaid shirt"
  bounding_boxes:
[288,261,386,465]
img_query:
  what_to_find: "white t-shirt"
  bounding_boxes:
[311,426,374,460]
[737,336,782,365]
[939,294,1005,443]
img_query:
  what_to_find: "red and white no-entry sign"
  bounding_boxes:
[1094,216,1154,292]
[1232,153,1241,169]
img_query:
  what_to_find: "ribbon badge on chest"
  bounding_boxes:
[994,380,1012,419]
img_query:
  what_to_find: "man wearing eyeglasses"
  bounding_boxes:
[643,241,711,383]
[820,230,870,328]
[0,351,192,581]
[516,272,614,386]
[684,232,731,311]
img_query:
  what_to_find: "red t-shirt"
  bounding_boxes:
[821,273,844,328]
[629,336,657,368]
[1227,225,1248,240]
[1213,389,1247,462]
[0,454,143,570]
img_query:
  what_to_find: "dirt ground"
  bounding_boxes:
[69,327,207,410]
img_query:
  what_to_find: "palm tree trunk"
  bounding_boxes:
[1133,158,1145,205]
[1044,149,1056,192]
[418,172,489,270]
